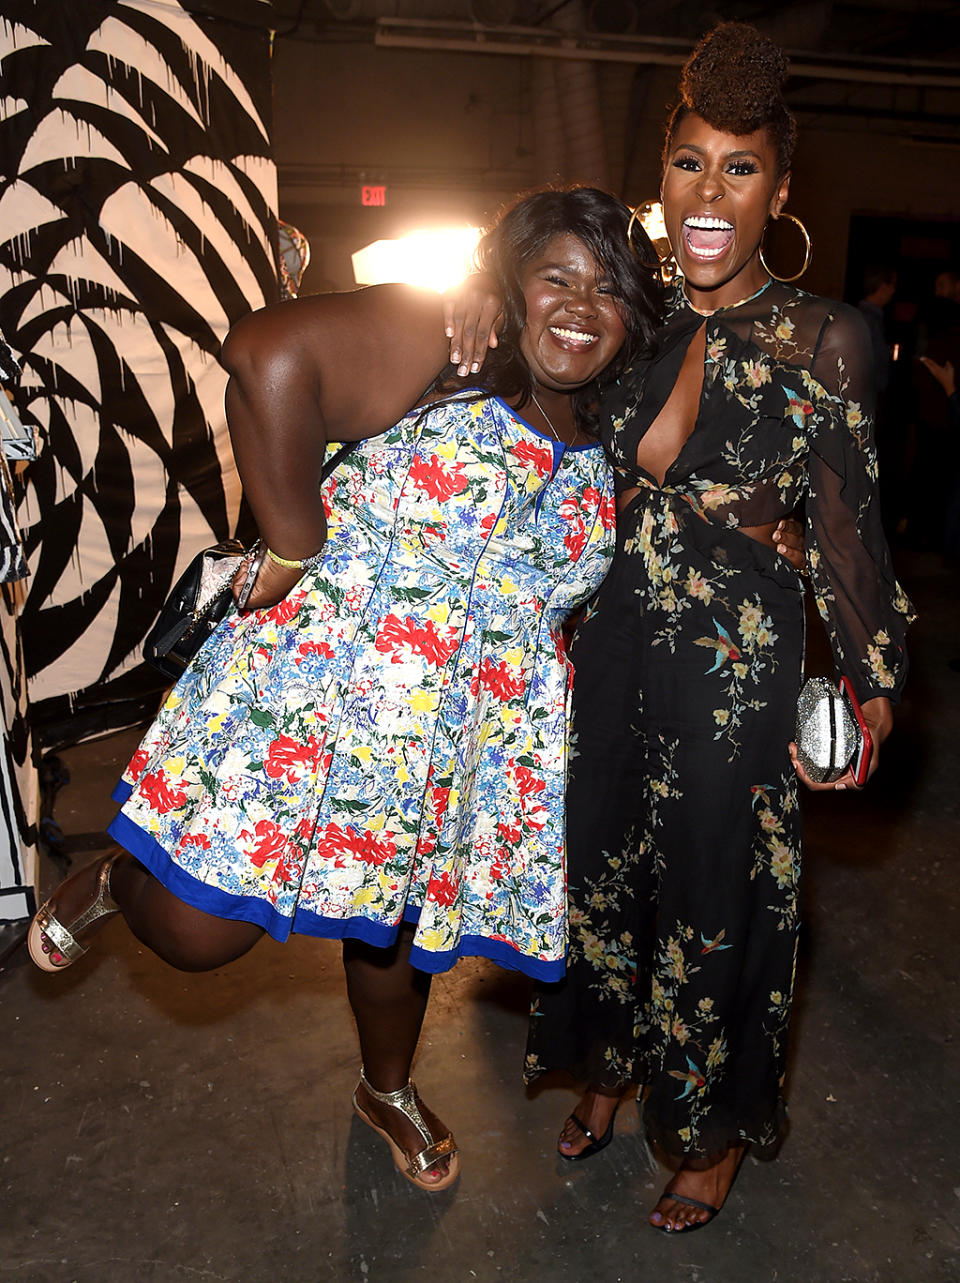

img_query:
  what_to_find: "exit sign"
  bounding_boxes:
[361,185,386,207]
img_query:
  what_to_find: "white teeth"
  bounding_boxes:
[684,216,734,231]
[549,327,597,343]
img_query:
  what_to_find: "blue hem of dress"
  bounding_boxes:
[108,781,564,982]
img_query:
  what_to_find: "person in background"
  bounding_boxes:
[857,265,896,396]
[858,266,901,532]
[917,270,960,358]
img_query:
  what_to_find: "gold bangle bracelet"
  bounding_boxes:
[265,545,323,571]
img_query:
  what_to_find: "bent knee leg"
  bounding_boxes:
[129,878,265,971]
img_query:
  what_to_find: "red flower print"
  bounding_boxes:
[478,657,525,702]
[128,748,150,781]
[261,590,307,627]
[245,819,287,868]
[375,614,461,667]
[511,439,554,475]
[179,833,211,851]
[408,452,469,502]
[264,734,322,783]
[416,831,437,858]
[558,493,589,559]
[563,522,587,559]
[294,816,316,842]
[480,512,498,534]
[427,869,459,908]
[314,822,397,867]
[514,764,545,799]
[296,639,334,665]
[496,821,521,846]
[139,769,188,814]
[431,786,451,821]
[489,851,511,882]
[598,494,616,529]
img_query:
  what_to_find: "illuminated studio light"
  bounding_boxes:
[352,227,483,292]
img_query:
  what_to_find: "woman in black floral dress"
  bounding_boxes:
[522,24,915,1232]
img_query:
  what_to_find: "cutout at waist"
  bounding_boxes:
[615,488,782,550]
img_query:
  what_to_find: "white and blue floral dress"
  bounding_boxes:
[109,393,616,980]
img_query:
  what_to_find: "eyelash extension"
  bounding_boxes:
[672,154,759,176]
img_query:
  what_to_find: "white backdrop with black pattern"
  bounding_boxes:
[0,0,278,718]
[0,0,278,912]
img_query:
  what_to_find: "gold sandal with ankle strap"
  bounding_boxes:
[352,1068,460,1192]
[27,853,121,972]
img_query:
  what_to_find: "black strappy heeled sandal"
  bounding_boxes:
[557,1101,619,1162]
[650,1144,748,1234]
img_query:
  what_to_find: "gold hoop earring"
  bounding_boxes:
[626,203,672,272]
[759,212,812,283]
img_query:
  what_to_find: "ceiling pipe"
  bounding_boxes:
[373,18,960,90]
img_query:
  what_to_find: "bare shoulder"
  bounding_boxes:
[221,284,448,440]
[222,284,441,370]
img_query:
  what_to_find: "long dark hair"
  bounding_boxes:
[437,186,663,436]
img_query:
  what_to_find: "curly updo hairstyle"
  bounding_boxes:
[663,23,797,180]
[436,186,663,437]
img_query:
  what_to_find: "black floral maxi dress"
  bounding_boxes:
[524,279,915,1159]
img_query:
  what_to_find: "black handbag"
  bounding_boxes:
[142,539,256,681]
[143,441,357,682]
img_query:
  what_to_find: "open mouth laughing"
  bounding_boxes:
[682,215,734,261]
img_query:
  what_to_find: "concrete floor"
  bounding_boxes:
[2,549,958,1283]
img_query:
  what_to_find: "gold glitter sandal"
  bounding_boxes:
[352,1068,460,1192]
[27,854,121,972]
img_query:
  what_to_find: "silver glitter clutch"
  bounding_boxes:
[795,677,864,784]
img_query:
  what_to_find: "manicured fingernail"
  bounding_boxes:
[457,363,468,377]
[836,783,846,791]
[470,360,480,372]
[777,544,786,554]
[450,348,460,363]
[445,327,454,338]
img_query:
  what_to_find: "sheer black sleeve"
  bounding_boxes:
[805,303,915,703]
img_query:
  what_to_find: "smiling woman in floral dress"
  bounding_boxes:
[516,25,916,1232]
[28,188,662,1192]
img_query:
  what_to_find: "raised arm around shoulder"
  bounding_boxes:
[220,284,450,573]
[441,271,503,376]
